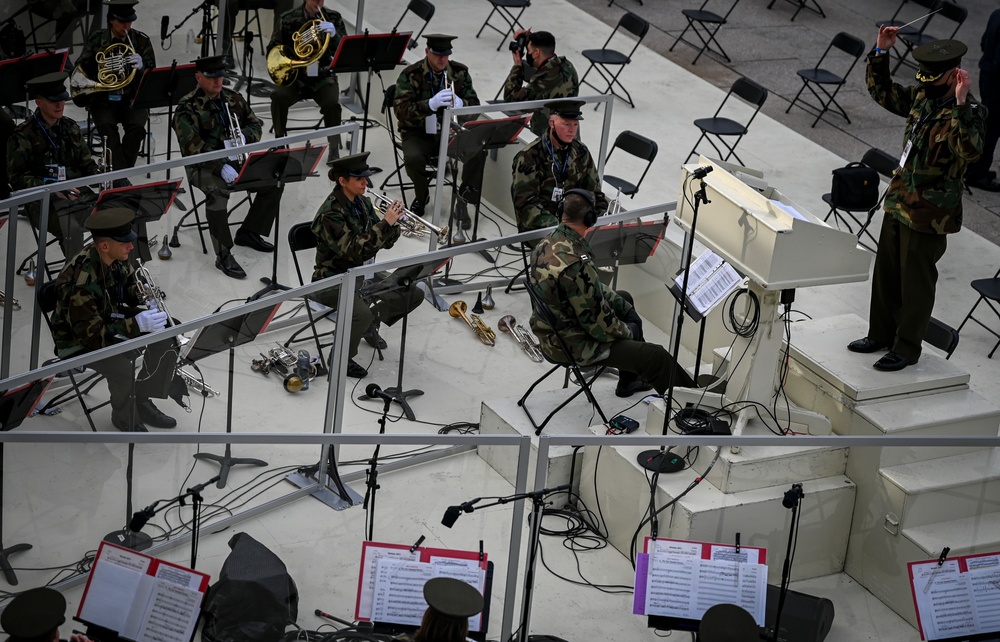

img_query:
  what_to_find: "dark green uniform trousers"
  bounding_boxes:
[270,78,342,158]
[89,339,178,417]
[187,167,283,254]
[400,132,486,204]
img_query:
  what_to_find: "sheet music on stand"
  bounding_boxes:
[671,249,743,318]
[75,541,210,642]
[908,551,1000,641]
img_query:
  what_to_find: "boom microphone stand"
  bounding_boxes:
[361,383,393,541]
[127,474,221,570]
[770,483,804,642]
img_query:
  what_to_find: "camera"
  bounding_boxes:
[508,32,529,56]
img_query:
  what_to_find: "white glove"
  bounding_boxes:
[129,53,144,70]
[318,21,337,36]
[453,94,464,109]
[136,310,168,333]
[220,164,239,183]
[144,299,159,312]
[428,88,454,111]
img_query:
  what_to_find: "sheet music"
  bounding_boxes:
[155,563,204,591]
[79,560,144,636]
[358,546,420,620]
[650,539,700,557]
[135,580,203,642]
[675,249,742,316]
[431,559,486,632]
[644,552,767,625]
[912,561,975,640]
[710,544,761,565]
[968,556,1000,633]
[372,559,434,626]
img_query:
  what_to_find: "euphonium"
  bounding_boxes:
[370,192,450,244]
[498,315,543,363]
[266,7,331,86]
[449,300,496,346]
[70,38,138,100]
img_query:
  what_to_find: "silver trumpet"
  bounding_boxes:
[135,259,171,325]
[498,315,544,362]
[177,366,219,397]
[370,192,450,244]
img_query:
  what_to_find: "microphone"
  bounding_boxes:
[782,483,804,509]
[692,165,714,179]
[160,16,169,42]
[442,505,462,528]
[365,383,394,403]
[128,507,154,532]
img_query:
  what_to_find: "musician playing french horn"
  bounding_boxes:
[311,153,423,379]
[268,0,346,166]
[173,55,283,279]
[50,208,181,432]
[73,0,155,170]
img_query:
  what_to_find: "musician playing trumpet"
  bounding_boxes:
[74,0,156,170]
[50,208,181,432]
[311,153,423,379]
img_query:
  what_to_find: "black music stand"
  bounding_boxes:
[328,31,410,151]
[357,257,450,421]
[182,303,281,488]
[0,377,52,584]
[232,144,325,300]
[0,51,69,117]
[93,180,183,262]
[585,219,664,290]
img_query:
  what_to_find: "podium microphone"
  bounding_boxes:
[160,16,169,43]
[692,165,714,179]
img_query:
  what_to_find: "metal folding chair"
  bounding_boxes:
[475,0,531,52]
[669,0,741,65]
[579,11,649,108]
[786,32,866,127]
[685,76,768,166]
[603,130,657,199]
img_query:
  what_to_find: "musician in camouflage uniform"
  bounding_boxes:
[267,0,346,165]
[528,190,692,398]
[393,34,482,228]
[311,153,423,378]
[511,100,607,233]
[74,1,156,170]
[502,30,579,136]
[174,55,282,279]
[8,72,99,257]
[849,33,985,372]
[50,208,178,432]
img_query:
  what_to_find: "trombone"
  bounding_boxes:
[370,192,449,244]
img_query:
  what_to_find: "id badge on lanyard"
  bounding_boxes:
[899,140,912,171]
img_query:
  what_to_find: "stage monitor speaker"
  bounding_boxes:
[761,583,835,642]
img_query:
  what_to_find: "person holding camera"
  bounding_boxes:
[503,30,579,136]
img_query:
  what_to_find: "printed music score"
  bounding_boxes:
[634,537,768,625]
[674,249,743,317]
[909,551,1000,640]
[76,542,209,642]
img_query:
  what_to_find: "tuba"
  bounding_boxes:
[267,8,331,86]
[70,37,138,103]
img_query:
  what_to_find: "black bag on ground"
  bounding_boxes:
[201,532,299,642]
[831,161,879,210]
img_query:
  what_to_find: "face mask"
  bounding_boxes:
[921,81,950,100]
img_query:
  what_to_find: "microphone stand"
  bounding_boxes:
[771,484,803,642]
[131,474,221,570]
[362,392,392,541]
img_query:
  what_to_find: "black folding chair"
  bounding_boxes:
[283,222,338,357]
[891,1,966,76]
[924,316,960,359]
[956,267,1000,359]
[603,130,657,200]
[392,0,435,50]
[786,32,866,127]
[685,77,768,165]
[822,147,896,252]
[669,0,741,65]
[579,11,649,108]
[766,0,824,21]
[475,0,531,52]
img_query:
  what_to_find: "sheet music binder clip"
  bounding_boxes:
[479,540,484,562]
[735,532,740,554]
[937,547,950,566]
[410,535,425,553]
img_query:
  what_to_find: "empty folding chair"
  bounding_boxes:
[786,32,866,127]
[669,0,741,65]
[956,267,1000,358]
[924,316,960,359]
[766,0,825,21]
[475,0,531,52]
[891,1,966,76]
[392,0,435,51]
[685,77,768,166]
[602,130,657,200]
[579,11,650,108]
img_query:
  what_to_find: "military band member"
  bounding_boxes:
[502,30,580,136]
[267,0,346,165]
[393,34,483,228]
[51,208,179,432]
[311,153,423,378]
[511,100,607,233]
[173,55,282,279]
[528,189,693,398]
[74,0,156,170]
[1,586,95,642]
[8,72,100,258]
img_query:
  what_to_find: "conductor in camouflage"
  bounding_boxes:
[528,190,693,398]
[849,33,985,371]
[502,30,579,136]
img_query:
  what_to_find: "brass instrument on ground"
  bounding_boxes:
[223,101,247,166]
[266,7,331,86]
[0,291,19,311]
[370,192,450,244]
[251,343,318,392]
[498,315,543,363]
[177,367,219,397]
[449,300,496,346]
[70,38,138,99]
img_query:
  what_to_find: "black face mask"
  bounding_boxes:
[921,81,950,101]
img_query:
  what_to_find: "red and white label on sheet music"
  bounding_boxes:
[77,542,209,642]
[908,551,1000,641]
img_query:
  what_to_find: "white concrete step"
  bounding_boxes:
[902,511,1000,559]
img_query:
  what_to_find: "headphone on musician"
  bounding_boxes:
[556,188,598,227]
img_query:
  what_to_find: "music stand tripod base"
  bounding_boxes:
[0,543,32,585]
[285,470,364,511]
[194,447,267,489]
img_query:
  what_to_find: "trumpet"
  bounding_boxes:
[498,315,543,362]
[135,259,172,325]
[96,136,113,191]
[223,101,247,166]
[449,300,496,346]
[370,192,450,244]
[177,367,219,397]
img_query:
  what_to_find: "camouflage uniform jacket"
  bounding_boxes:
[511,133,608,232]
[528,223,634,365]
[267,5,346,92]
[173,87,263,177]
[51,245,144,358]
[311,188,400,281]
[866,51,985,234]
[503,55,580,136]
[74,27,156,100]
[393,58,480,135]
[7,109,99,191]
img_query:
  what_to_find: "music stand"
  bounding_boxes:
[181,303,281,488]
[232,144,325,300]
[357,257,450,421]
[0,51,69,117]
[93,180,183,262]
[328,31,410,151]
[585,219,664,289]
[0,377,52,584]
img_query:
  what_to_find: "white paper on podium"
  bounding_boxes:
[644,552,767,625]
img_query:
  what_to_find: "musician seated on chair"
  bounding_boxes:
[73,0,156,171]
[7,72,100,258]
[502,29,580,137]
[267,0,346,166]
[511,100,607,234]
[528,189,694,398]
[310,153,423,379]
[173,55,283,280]
[50,208,180,432]
[393,33,483,230]
[1,587,95,642]
[392,578,484,642]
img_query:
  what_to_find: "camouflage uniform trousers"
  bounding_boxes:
[88,339,178,417]
[401,133,485,205]
[868,214,948,363]
[270,78,342,158]
[91,100,149,170]
[186,166,282,254]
